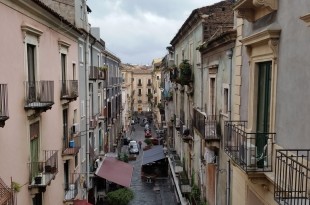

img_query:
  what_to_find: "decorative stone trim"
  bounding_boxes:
[58,39,70,53]
[234,0,278,22]
[241,29,280,61]
[21,23,43,44]
[300,13,310,27]
[208,64,218,74]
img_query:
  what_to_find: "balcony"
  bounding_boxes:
[64,173,80,201]
[98,107,107,120]
[89,66,99,80]
[0,178,13,205]
[138,100,142,104]
[137,83,142,87]
[0,84,9,127]
[274,149,310,205]
[24,81,54,111]
[28,150,58,191]
[98,70,106,80]
[224,121,275,172]
[205,115,220,141]
[62,134,80,160]
[147,83,152,86]
[178,171,191,194]
[60,80,78,101]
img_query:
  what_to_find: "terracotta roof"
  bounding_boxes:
[170,0,234,46]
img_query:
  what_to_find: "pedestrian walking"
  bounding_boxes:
[138,141,142,150]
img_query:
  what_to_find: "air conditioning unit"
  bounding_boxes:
[71,123,80,134]
[240,142,256,166]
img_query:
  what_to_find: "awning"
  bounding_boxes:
[73,200,93,205]
[95,157,133,187]
[142,145,166,165]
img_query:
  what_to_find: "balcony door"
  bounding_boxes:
[30,121,40,179]
[61,53,67,95]
[63,109,68,145]
[27,44,36,101]
[256,61,271,168]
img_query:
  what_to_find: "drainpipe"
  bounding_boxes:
[85,31,90,200]
[226,48,233,205]
[227,160,231,205]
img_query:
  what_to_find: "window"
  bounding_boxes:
[61,53,67,82]
[79,45,83,63]
[209,77,216,115]
[73,63,76,80]
[223,85,229,115]
[138,89,141,95]
[75,155,78,168]
[148,89,151,94]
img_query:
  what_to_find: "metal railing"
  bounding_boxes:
[89,66,99,80]
[275,149,310,205]
[224,121,275,172]
[60,80,78,100]
[24,81,54,109]
[64,173,80,201]
[205,115,220,140]
[0,84,9,127]
[62,134,81,156]
[137,83,143,87]
[28,150,58,187]
[0,178,13,205]
[193,109,205,138]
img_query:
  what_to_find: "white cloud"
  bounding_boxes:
[88,0,220,64]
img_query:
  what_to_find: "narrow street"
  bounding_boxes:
[121,114,178,205]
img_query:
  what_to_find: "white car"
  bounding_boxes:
[129,144,139,154]
[128,140,137,147]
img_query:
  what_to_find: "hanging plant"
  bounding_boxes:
[12,181,21,192]
[98,65,108,71]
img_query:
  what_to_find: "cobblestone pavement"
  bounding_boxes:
[123,115,178,205]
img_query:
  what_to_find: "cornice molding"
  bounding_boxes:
[300,13,310,27]
[21,23,43,44]
[234,0,277,22]
[241,29,281,62]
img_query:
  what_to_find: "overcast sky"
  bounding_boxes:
[87,0,220,65]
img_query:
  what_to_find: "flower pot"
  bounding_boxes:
[35,176,42,184]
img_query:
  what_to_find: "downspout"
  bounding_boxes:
[227,160,231,205]
[227,48,233,205]
[85,31,90,200]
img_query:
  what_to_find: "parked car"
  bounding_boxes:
[129,140,137,147]
[129,144,139,154]
[145,130,152,138]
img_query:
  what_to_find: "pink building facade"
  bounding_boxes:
[0,0,81,204]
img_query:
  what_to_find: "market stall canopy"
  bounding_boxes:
[95,157,133,187]
[142,145,166,165]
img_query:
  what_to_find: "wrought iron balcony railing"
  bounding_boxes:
[147,83,152,86]
[28,150,58,189]
[0,177,13,205]
[62,134,81,157]
[224,121,275,172]
[137,83,142,87]
[274,149,310,205]
[193,109,206,138]
[24,81,54,110]
[98,70,106,80]
[60,80,78,101]
[0,84,9,127]
[89,66,99,80]
[205,115,220,141]
[64,173,80,201]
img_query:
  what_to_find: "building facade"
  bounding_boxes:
[0,0,81,204]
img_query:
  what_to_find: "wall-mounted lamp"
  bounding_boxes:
[226,49,233,59]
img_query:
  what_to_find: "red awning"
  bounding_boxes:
[73,200,93,205]
[95,157,133,187]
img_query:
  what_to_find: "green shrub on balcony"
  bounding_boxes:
[177,60,193,86]
[106,188,134,205]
